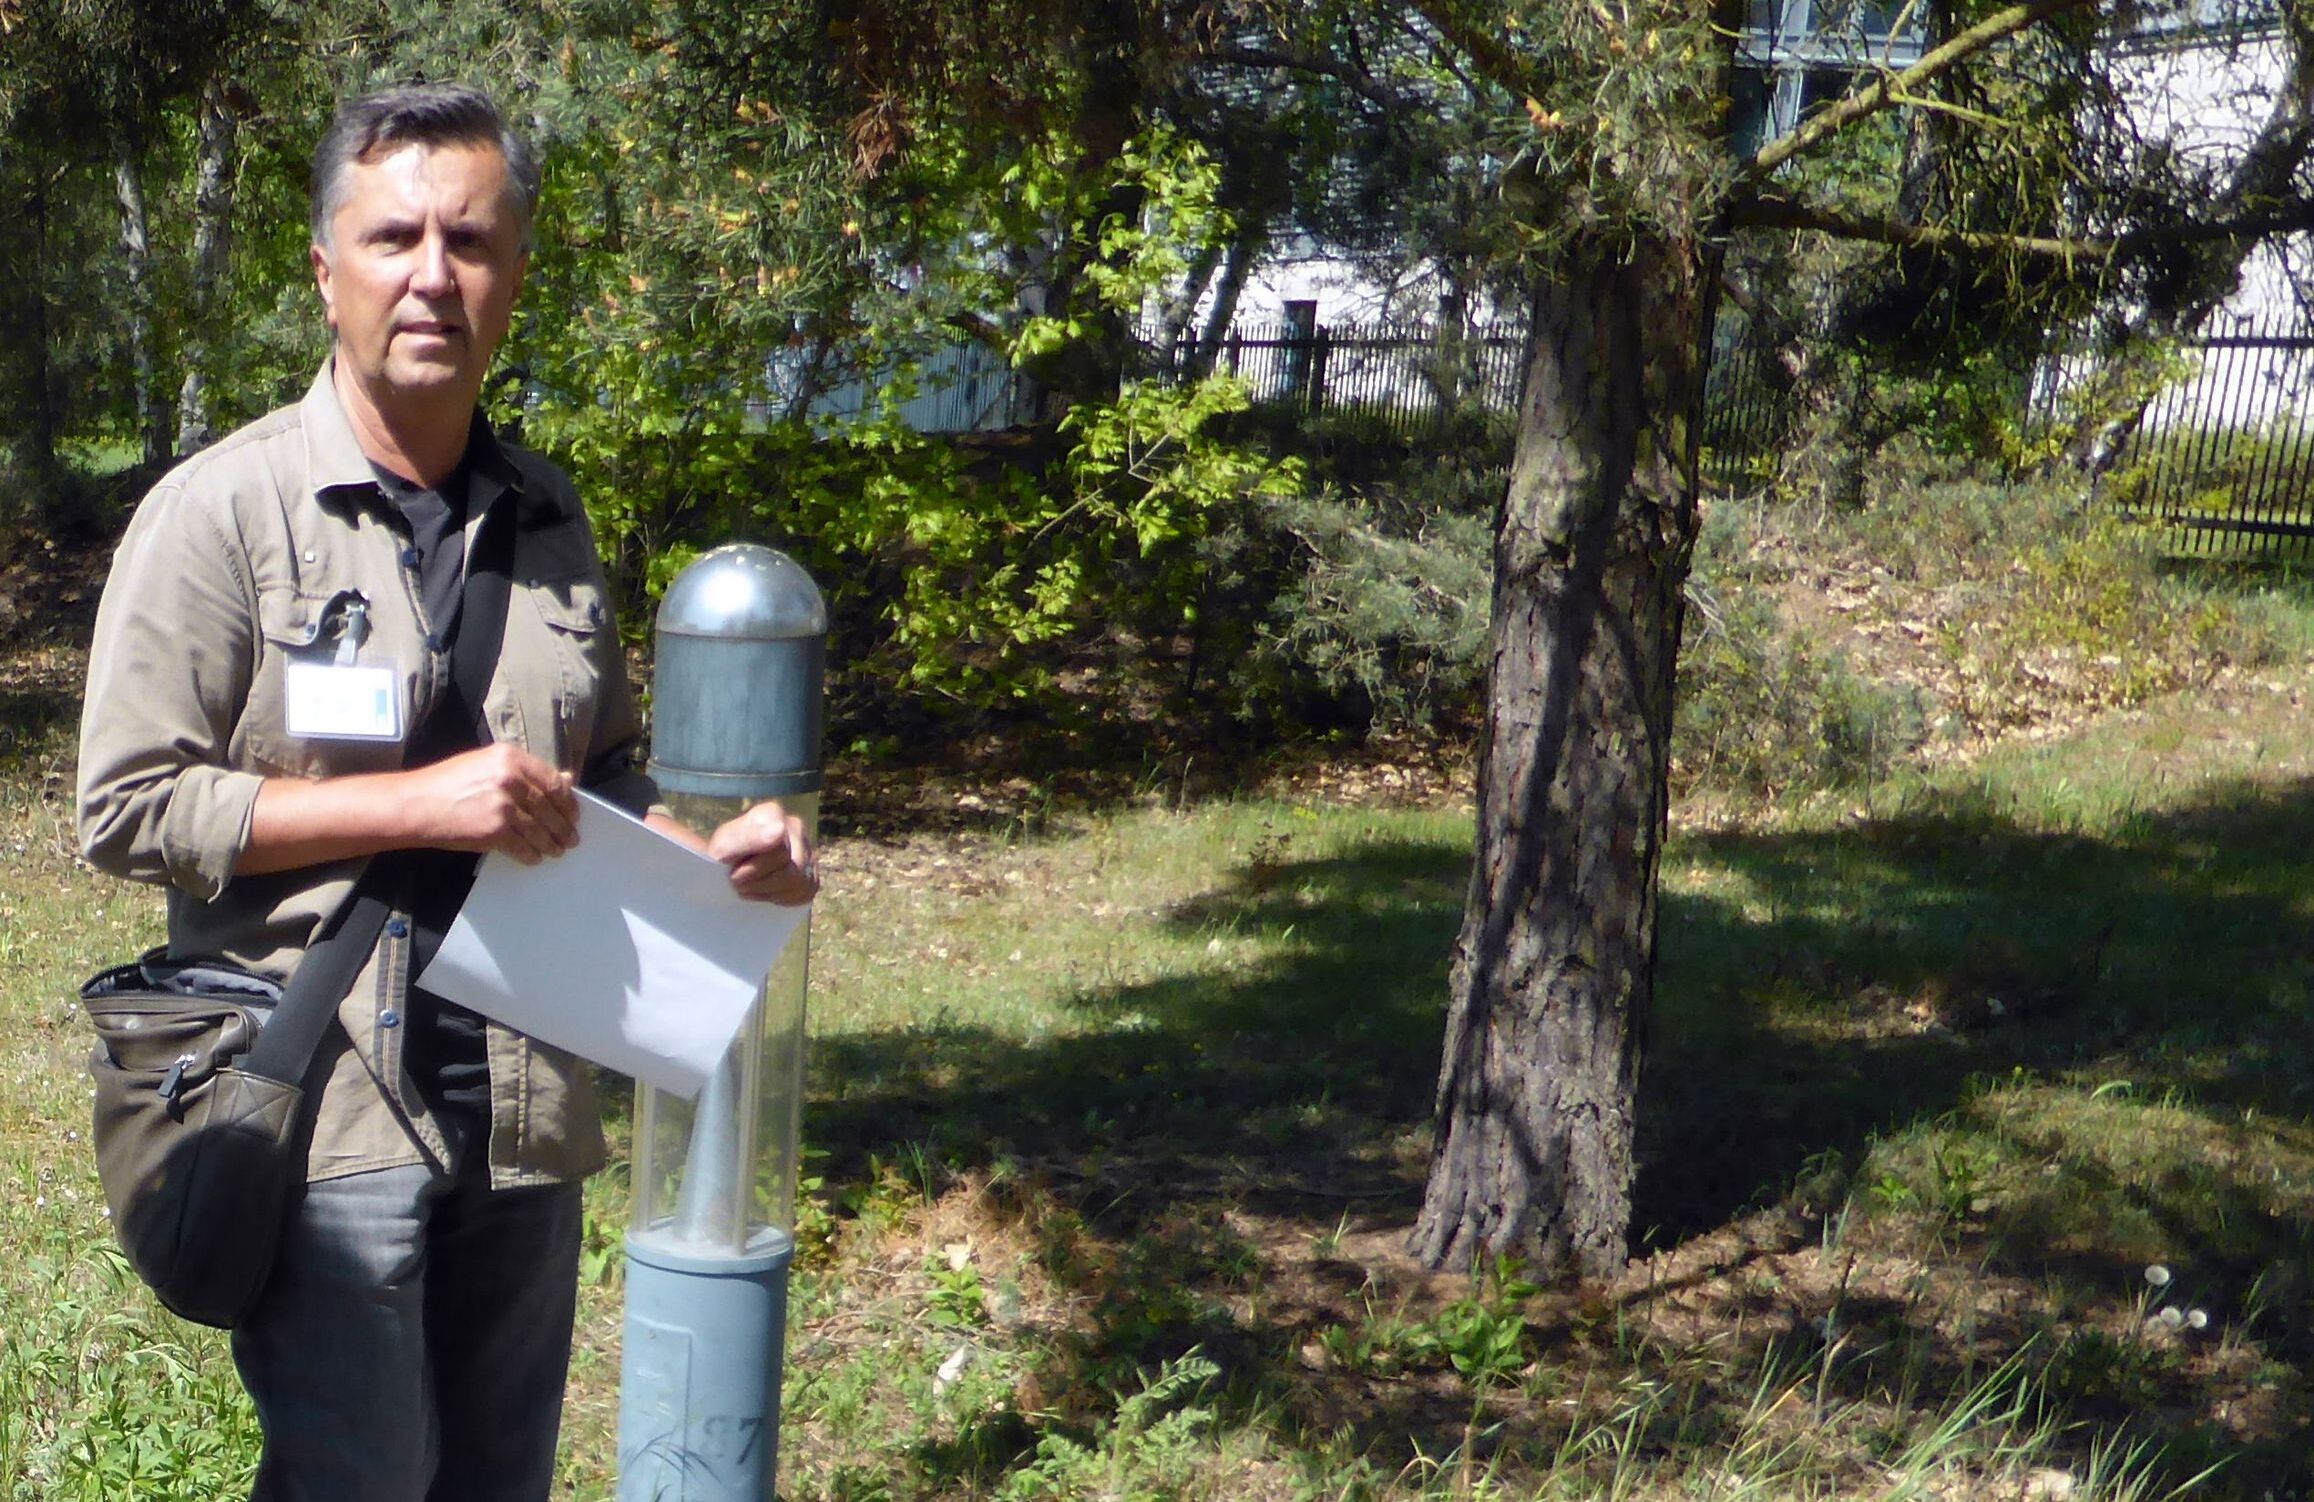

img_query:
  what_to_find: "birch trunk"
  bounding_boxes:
[114,140,163,468]
[176,79,239,456]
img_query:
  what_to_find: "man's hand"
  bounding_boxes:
[398,744,579,864]
[239,744,581,875]
[703,800,818,906]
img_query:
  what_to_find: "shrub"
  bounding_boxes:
[1245,489,1491,730]
[1673,590,1925,793]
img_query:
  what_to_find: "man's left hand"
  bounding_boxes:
[704,800,818,905]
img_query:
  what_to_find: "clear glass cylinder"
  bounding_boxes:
[629,789,816,1251]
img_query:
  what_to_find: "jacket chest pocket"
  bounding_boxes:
[512,574,611,770]
[243,588,407,778]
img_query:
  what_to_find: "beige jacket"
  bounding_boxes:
[79,364,657,1187]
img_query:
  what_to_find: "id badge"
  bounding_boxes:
[284,661,404,740]
[282,591,403,741]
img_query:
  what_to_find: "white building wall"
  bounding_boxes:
[2109,26,2313,429]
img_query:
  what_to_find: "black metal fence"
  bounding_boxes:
[1148,321,1529,435]
[1698,318,1789,490]
[2072,325,2314,558]
[1699,312,2314,556]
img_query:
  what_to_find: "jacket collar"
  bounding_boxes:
[299,359,537,518]
[299,361,384,506]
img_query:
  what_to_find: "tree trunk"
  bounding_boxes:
[782,331,837,424]
[114,137,165,468]
[1430,260,1474,419]
[23,175,60,484]
[1155,237,1223,375]
[176,78,239,456]
[1187,226,1258,379]
[1412,235,1705,1282]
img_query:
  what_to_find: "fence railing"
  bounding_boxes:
[1698,320,1789,490]
[2079,324,2314,558]
[759,321,1530,440]
[1146,322,1528,434]
[1704,312,2314,556]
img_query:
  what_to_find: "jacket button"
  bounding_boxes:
[386,918,410,939]
[380,1010,400,1027]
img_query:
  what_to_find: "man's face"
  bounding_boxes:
[312,140,527,414]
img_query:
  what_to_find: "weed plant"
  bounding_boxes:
[1674,588,1925,793]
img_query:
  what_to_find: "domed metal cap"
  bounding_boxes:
[650,544,826,799]
[657,543,826,641]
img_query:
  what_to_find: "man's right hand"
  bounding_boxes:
[238,744,582,876]
[398,745,579,863]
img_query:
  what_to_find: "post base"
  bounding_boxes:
[616,1226,794,1501]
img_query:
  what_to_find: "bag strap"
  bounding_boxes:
[236,495,520,1088]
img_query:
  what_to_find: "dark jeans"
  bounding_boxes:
[231,1142,584,1502]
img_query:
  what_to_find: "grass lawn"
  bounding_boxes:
[9,596,2314,1497]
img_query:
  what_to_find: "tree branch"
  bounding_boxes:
[1404,0,1539,101]
[1740,191,2314,260]
[1742,0,2101,182]
[1203,42,1410,114]
[1737,193,2111,260]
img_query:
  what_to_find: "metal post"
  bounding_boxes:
[618,544,825,1502]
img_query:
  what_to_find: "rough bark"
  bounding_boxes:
[176,78,239,456]
[1412,236,1704,1281]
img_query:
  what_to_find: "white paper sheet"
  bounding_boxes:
[416,789,809,1098]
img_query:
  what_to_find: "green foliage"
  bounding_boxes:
[924,1248,988,1329]
[1316,1258,1540,1391]
[1006,124,1232,366]
[996,1351,1221,1502]
[1707,287,2047,513]
[593,373,1300,710]
[498,85,1303,709]
[1250,491,1491,729]
[2,1241,259,1500]
[1675,589,1925,794]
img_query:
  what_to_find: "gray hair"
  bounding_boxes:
[310,83,540,251]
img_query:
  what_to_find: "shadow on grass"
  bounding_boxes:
[799,773,2314,1496]
[0,687,74,772]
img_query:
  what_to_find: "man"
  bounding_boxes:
[77,84,813,1501]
